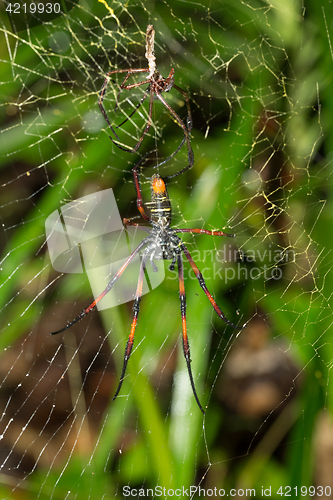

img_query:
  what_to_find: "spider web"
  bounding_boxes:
[1,0,333,498]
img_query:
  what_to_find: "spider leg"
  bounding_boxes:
[112,251,148,400]
[155,135,186,171]
[106,85,154,154]
[130,86,154,153]
[114,71,135,109]
[175,227,235,238]
[177,251,205,415]
[115,74,150,109]
[169,254,177,271]
[154,91,194,177]
[98,70,137,139]
[100,69,149,100]
[50,237,148,335]
[140,136,188,174]
[181,243,245,330]
[132,154,152,222]
[123,216,150,229]
[172,83,193,132]
[108,82,184,157]
[98,69,149,150]
[116,90,149,129]
[98,95,121,142]
[144,77,193,178]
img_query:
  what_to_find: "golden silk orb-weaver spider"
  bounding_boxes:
[98,25,194,178]
[51,163,245,414]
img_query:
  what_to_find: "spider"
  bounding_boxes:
[51,163,245,414]
[98,25,194,178]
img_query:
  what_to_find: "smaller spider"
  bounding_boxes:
[51,162,245,414]
[98,25,193,177]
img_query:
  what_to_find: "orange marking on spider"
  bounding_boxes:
[152,175,167,195]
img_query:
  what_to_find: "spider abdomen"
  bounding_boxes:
[160,233,181,261]
[146,228,180,262]
[154,69,174,93]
